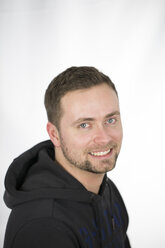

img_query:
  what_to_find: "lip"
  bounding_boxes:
[88,148,113,159]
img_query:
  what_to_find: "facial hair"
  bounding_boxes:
[59,134,119,174]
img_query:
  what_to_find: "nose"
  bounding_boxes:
[93,125,111,145]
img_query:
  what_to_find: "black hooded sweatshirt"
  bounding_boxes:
[3,140,131,248]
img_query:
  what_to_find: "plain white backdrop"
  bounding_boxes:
[0,0,165,247]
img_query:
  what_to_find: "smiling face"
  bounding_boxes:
[51,83,123,175]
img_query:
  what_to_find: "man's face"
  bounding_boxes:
[56,83,123,174]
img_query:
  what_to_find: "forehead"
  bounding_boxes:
[60,84,119,120]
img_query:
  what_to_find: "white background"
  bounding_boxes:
[0,0,165,247]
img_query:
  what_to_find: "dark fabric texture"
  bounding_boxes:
[3,140,131,248]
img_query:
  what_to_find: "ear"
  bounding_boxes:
[46,122,61,147]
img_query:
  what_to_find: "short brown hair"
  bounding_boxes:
[44,66,118,129]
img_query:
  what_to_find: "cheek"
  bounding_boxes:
[61,128,91,148]
[118,130,123,144]
[72,134,91,148]
[111,127,123,143]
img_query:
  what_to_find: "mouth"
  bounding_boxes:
[89,148,112,158]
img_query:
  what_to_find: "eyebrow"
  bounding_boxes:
[72,111,120,125]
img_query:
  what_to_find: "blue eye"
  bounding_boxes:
[80,123,89,128]
[107,118,115,124]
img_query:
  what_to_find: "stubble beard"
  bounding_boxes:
[59,135,119,174]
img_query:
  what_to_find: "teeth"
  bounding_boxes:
[90,149,111,156]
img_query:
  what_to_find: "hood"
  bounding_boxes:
[4,140,96,209]
[4,141,130,248]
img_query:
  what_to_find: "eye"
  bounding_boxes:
[107,118,116,124]
[79,123,89,129]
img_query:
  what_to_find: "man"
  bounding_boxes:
[3,66,131,248]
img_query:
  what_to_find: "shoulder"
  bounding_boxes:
[107,178,128,210]
[106,177,128,213]
[106,177,129,226]
[106,177,124,199]
[5,199,79,248]
[12,217,79,248]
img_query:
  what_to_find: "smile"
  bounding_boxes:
[89,149,111,157]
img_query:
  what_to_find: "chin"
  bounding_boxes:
[86,164,116,174]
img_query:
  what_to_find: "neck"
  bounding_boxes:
[70,168,105,194]
[55,149,104,194]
